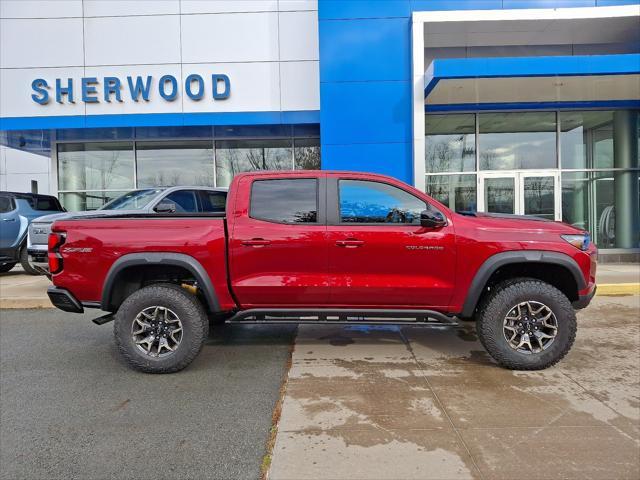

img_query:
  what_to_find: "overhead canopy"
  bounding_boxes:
[424,53,640,111]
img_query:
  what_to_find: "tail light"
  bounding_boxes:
[48,232,65,274]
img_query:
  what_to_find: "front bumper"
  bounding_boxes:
[47,287,84,313]
[572,285,597,310]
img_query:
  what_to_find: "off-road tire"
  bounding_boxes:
[114,284,209,373]
[20,247,40,275]
[476,278,576,370]
[0,263,16,273]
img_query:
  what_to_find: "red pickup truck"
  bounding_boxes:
[47,171,597,373]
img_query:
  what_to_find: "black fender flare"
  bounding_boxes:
[101,252,220,312]
[460,250,587,318]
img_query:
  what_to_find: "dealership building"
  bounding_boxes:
[1,0,638,259]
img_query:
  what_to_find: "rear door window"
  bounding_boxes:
[250,179,318,223]
[162,190,199,213]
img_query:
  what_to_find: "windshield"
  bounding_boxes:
[101,189,163,210]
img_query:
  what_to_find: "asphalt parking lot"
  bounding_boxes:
[0,309,295,480]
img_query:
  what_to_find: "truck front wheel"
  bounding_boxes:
[476,278,576,370]
[114,284,209,373]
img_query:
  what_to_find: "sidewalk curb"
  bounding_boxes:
[0,299,54,309]
[596,283,640,296]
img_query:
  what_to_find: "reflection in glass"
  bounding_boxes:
[484,177,515,214]
[559,111,614,170]
[136,141,214,187]
[339,180,427,224]
[58,142,134,191]
[594,171,616,248]
[479,112,556,170]
[562,171,640,249]
[561,171,590,232]
[215,139,292,188]
[250,179,317,223]
[426,174,476,212]
[294,138,321,170]
[425,114,475,173]
[102,189,163,210]
[523,176,555,220]
[59,191,128,211]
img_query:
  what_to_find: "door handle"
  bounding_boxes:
[2,218,16,222]
[335,239,364,248]
[241,238,271,247]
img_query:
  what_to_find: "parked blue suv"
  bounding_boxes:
[0,192,65,274]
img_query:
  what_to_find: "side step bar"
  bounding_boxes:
[227,308,458,326]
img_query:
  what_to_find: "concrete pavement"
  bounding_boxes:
[0,267,52,308]
[268,295,640,480]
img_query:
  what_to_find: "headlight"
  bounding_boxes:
[561,233,590,251]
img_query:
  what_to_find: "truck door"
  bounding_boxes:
[326,175,456,309]
[0,196,22,251]
[229,175,329,308]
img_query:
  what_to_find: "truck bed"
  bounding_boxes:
[52,215,235,310]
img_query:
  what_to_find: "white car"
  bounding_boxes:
[28,186,227,275]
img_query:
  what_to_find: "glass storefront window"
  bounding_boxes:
[484,177,515,214]
[425,110,638,248]
[560,111,615,170]
[561,171,590,232]
[425,114,475,173]
[136,141,214,188]
[215,139,292,188]
[523,176,555,220]
[562,170,640,249]
[426,174,476,212]
[59,190,129,211]
[294,138,321,170]
[58,142,134,191]
[479,112,556,170]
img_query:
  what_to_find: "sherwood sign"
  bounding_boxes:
[30,74,231,105]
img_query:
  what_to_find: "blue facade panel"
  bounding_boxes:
[318,1,411,20]
[319,18,411,82]
[501,1,596,8]
[0,110,321,131]
[320,81,412,145]
[322,142,413,182]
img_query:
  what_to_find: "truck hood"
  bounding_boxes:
[456,211,585,234]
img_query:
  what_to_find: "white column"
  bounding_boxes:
[411,13,425,191]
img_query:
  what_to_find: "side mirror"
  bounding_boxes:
[420,209,446,228]
[154,201,177,213]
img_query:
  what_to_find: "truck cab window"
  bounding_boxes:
[250,179,317,223]
[199,191,227,213]
[339,180,427,224]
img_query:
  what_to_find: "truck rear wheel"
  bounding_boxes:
[20,246,41,275]
[476,278,576,370]
[114,284,209,373]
